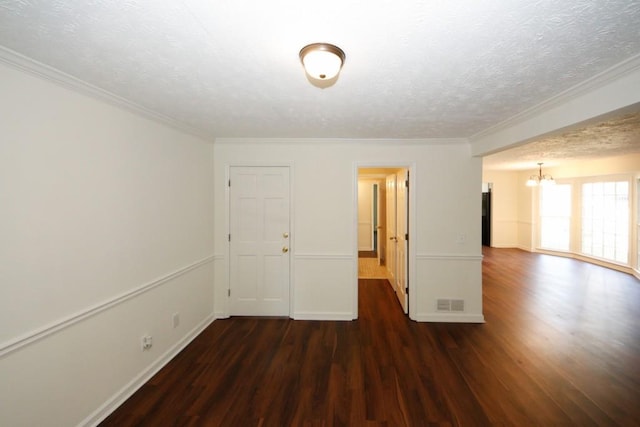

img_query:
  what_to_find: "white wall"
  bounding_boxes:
[0,61,215,426]
[481,170,519,248]
[545,153,640,178]
[213,139,484,323]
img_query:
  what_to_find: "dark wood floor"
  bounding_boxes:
[100,248,640,426]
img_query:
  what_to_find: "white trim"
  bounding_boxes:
[294,253,353,260]
[416,253,483,261]
[214,311,230,320]
[413,313,485,323]
[534,248,635,276]
[0,255,215,357]
[470,53,640,142]
[214,137,469,146]
[292,312,354,321]
[0,45,211,142]
[212,254,228,319]
[80,314,215,427]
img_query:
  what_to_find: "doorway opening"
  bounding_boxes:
[357,166,411,315]
[482,182,492,247]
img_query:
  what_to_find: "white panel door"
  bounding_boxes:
[395,170,409,314]
[358,180,374,250]
[229,166,290,316]
[377,181,386,266]
[386,174,397,289]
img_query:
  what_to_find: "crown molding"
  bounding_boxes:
[213,137,469,145]
[0,45,212,142]
[470,53,640,142]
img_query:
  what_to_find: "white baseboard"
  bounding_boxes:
[490,244,522,249]
[214,311,230,320]
[81,314,215,427]
[292,312,355,321]
[413,313,485,323]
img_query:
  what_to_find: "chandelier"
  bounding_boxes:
[526,163,555,187]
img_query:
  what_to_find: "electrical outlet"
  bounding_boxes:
[172,312,180,328]
[141,335,153,351]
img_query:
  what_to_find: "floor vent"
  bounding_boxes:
[451,299,465,312]
[437,299,451,311]
[437,299,465,312]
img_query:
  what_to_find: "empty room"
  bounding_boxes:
[1,1,639,426]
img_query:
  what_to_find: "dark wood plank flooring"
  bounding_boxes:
[100,248,640,426]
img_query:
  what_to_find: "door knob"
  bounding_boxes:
[282,247,289,253]
[283,232,289,238]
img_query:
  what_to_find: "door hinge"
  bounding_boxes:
[228,179,231,187]
[228,289,231,297]
[405,179,409,189]
[405,233,409,241]
[228,234,231,242]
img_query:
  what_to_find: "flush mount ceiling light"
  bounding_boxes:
[299,43,346,82]
[526,162,555,187]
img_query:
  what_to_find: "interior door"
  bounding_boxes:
[377,181,386,266]
[229,166,290,316]
[395,170,409,314]
[357,180,374,251]
[386,174,397,289]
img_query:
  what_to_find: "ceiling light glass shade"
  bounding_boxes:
[299,43,345,81]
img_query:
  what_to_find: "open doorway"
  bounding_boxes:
[482,182,492,246]
[357,167,410,314]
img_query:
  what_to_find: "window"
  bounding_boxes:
[540,184,571,251]
[581,181,629,264]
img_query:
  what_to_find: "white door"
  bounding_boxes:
[377,181,386,266]
[357,180,374,251]
[395,170,409,314]
[229,166,290,316]
[386,174,397,289]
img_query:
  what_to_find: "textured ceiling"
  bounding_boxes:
[483,111,640,170]
[1,0,640,140]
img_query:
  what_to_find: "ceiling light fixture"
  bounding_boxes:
[299,43,346,82]
[526,162,555,187]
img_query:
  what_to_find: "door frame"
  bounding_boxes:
[225,162,295,318]
[354,162,416,320]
